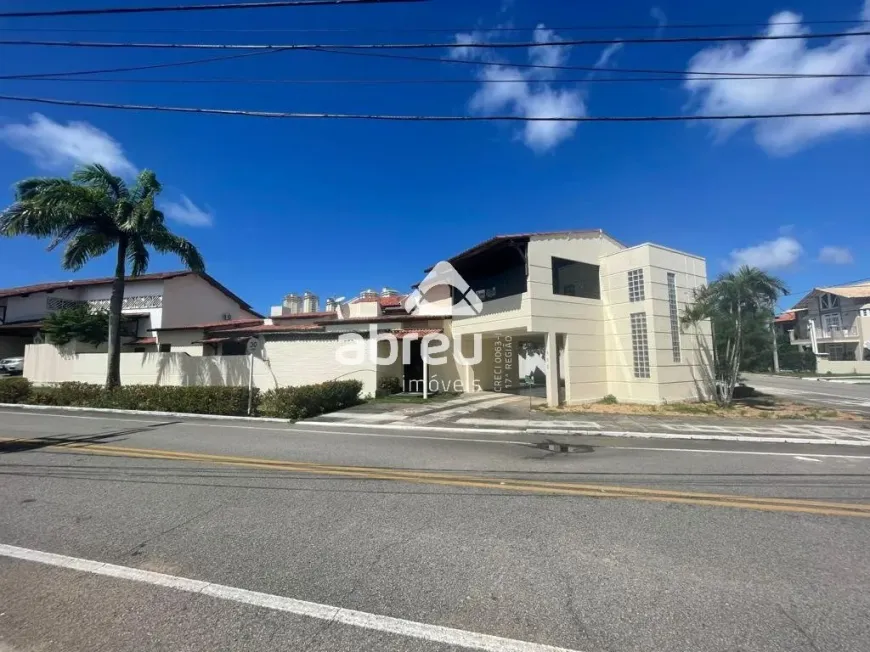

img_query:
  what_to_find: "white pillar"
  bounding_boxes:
[545,331,559,407]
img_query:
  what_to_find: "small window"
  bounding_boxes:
[666,272,681,363]
[133,347,145,353]
[551,257,600,299]
[630,312,651,379]
[158,343,171,353]
[819,293,840,310]
[628,269,645,302]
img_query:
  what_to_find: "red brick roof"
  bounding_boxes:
[272,311,337,320]
[128,337,156,345]
[392,328,443,339]
[152,318,263,332]
[774,311,798,323]
[0,271,261,316]
[211,323,325,335]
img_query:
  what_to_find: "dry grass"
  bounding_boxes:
[540,396,864,421]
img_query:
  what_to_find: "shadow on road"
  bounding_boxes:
[0,421,182,455]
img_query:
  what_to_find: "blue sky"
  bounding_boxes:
[1,0,868,314]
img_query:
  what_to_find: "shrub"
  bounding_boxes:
[27,383,256,416]
[599,394,618,405]
[377,376,403,397]
[259,379,363,420]
[0,377,32,403]
[732,384,758,399]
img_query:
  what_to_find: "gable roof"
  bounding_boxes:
[426,229,625,271]
[0,271,261,317]
[792,281,870,309]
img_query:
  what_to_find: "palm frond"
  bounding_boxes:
[143,227,205,273]
[62,231,115,271]
[72,163,129,202]
[131,169,162,203]
[126,235,150,276]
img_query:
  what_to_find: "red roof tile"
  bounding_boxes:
[774,311,798,323]
[153,318,263,332]
[392,328,444,339]
[272,312,336,320]
[128,336,156,345]
[212,324,325,335]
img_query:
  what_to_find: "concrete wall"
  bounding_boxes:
[600,244,711,404]
[24,335,378,396]
[155,330,206,355]
[162,274,259,328]
[527,232,622,403]
[817,359,870,375]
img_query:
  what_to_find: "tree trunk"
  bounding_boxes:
[105,238,127,390]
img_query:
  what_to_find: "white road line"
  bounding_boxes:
[456,418,602,429]
[794,456,822,463]
[0,543,582,652]
[609,446,870,459]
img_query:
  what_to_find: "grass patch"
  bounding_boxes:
[538,391,864,421]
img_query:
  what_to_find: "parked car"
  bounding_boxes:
[0,357,24,375]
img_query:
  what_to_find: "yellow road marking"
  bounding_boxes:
[2,436,870,518]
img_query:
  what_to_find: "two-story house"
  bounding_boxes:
[0,271,261,358]
[785,282,870,373]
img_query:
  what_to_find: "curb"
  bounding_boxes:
[0,403,294,424]
[302,420,870,446]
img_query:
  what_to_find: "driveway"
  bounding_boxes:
[745,373,870,415]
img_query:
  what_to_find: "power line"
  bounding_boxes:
[0,18,866,34]
[8,72,870,85]
[2,93,869,122]
[0,48,294,81]
[3,29,870,51]
[5,43,864,81]
[312,46,864,79]
[0,0,422,19]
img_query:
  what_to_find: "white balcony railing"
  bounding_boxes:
[791,324,860,342]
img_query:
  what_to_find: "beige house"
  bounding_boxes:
[1,271,260,359]
[781,282,870,374]
[22,230,713,405]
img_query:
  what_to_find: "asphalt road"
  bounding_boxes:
[1,408,870,652]
[744,372,870,414]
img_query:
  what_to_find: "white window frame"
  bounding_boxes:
[819,293,840,311]
[627,269,645,303]
[821,312,842,336]
[666,272,681,363]
[630,312,651,379]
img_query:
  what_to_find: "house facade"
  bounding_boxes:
[782,282,870,374]
[21,230,713,405]
[0,271,260,358]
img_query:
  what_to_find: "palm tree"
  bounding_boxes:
[0,164,204,389]
[682,266,787,405]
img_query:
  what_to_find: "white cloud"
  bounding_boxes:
[729,236,803,270]
[594,42,624,68]
[818,245,854,264]
[684,1,870,155]
[651,7,667,36]
[455,24,585,152]
[0,113,136,176]
[162,195,214,227]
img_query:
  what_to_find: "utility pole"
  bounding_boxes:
[771,320,780,374]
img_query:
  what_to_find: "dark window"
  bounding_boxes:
[453,244,527,304]
[552,257,600,299]
[133,347,146,353]
[158,344,171,353]
[221,340,248,356]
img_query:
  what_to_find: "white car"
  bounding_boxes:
[0,357,24,375]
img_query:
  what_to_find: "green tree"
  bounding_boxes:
[0,164,204,388]
[682,266,788,405]
[41,304,110,347]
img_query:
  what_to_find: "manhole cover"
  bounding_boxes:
[534,442,594,454]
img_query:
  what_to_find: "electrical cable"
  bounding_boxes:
[2,93,869,123]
